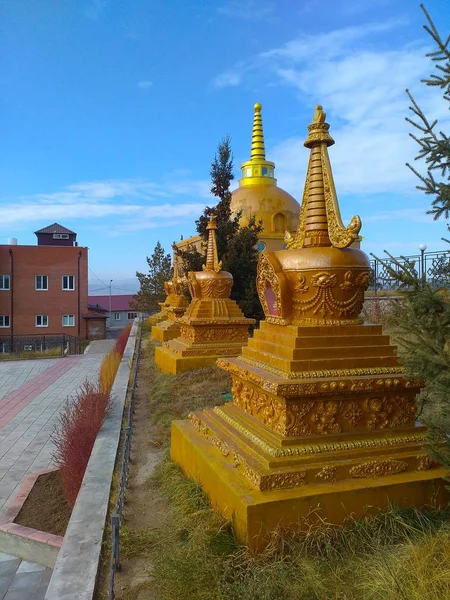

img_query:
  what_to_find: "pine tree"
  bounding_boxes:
[132,241,172,313]
[176,136,264,319]
[386,5,450,468]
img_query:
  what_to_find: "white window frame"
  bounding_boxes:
[0,275,10,290]
[35,314,49,327]
[62,275,75,291]
[35,275,48,291]
[62,314,75,327]
[0,315,10,328]
[127,312,137,320]
[114,312,120,321]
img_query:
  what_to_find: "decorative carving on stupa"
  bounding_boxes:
[151,252,189,341]
[170,105,448,549]
[155,216,255,374]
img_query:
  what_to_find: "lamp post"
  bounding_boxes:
[419,243,427,287]
[109,279,113,328]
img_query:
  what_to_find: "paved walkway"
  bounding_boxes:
[0,341,115,515]
[0,552,51,600]
[0,341,115,599]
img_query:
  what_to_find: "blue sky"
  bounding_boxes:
[1,0,449,294]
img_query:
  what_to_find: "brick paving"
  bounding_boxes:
[0,342,114,515]
[0,341,115,598]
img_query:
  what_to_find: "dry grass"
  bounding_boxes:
[141,338,231,448]
[115,325,450,600]
[138,457,450,600]
[99,350,121,394]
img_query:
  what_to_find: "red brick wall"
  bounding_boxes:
[0,245,89,338]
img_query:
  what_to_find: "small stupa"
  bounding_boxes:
[155,215,255,374]
[151,254,189,342]
[171,106,448,549]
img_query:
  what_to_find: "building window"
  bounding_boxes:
[53,233,69,239]
[0,342,10,354]
[127,312,137,320]
[62,314,75,327]
[0,315,10,328]
[0,275,10,290]
[114,313,120,321]
[257,241,266,252]
[35,314,48,327]
[62,275,75,290]
[262,167,268,176]
[35,275,48,290]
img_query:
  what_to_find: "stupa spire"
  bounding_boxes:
[240,103,276,186]
[203,215,222,272]
[250,103,266,160]
[286,105,362,249]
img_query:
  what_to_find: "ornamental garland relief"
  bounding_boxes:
[232,380,287,435]
[198,278,233,298]
[291,270,370,320]
[350,459,408,478]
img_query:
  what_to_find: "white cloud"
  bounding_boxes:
[0,175,211,232]
[85,0,109,21]
[214,19,450,200]
[213,70,243,88]
[218,0,273,21]
[137,80,153,89]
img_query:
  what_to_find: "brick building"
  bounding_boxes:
[0,223,90,345]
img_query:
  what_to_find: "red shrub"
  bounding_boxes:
[114,324,132,357]
[51,381,111,506]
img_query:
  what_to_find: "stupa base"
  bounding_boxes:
[171,405,449,550]
[147,311,166,326]
[155,346,239,374]
[151,320,181,342]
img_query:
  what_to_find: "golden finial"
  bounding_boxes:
[286,105,362,250]
[203,215,223,273]
[250,102,266,161]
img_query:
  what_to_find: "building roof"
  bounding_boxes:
[83,312,108,320]
[88,294,137,312]
[88,303,108,312]
[34,223,76,235]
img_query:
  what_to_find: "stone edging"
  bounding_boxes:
[0,468,63,568]
[45,319,140,599]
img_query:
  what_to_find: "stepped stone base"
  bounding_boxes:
[172,403,449,549]
[151,320,181,342]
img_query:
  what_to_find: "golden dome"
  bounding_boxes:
[231,103,300,251]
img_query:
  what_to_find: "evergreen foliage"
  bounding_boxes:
[381,5,450,468]
[132,241,172,313]
[176,136,264,320]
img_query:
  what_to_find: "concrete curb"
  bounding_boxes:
[0,469,63,568]
[44,319,139,599]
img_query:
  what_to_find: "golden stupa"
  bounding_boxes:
[231,103,300,251]
[155,216,255,374]
[151,254,189,342]
[171,106,448,549]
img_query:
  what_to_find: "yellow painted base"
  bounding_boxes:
[147,311,166,326]
[151,321,181,342]
[172,417,448,550]
[155,346,224,374]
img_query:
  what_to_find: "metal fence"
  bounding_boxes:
[108,323,142,600]
[369,250,450,291]
[0,334,83,356]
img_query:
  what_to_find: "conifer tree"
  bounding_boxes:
[386,5,450,467]
[132,241,172,313]
[176,136,264,319]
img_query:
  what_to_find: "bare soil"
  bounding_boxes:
[15,470,71,537]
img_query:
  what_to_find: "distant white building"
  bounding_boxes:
[88,294,141,328]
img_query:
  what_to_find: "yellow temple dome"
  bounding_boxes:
[230,103,300,252]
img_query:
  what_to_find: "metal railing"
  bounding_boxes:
[108,322,142,600]
[369,250,450,291]
[0,333,83,356]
